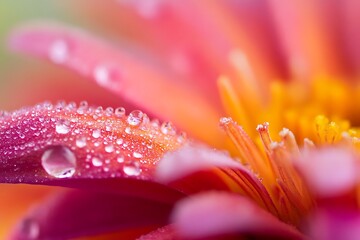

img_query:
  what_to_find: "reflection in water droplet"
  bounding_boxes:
[94,65,118,87]
[41,146,76,178]
[123,161,141,176]
[133,152,143,159]
[49,39,69,64]
[105,144,114,153]
[19,218,40,240]
[117,156,124,163]
[76,136,87,148]
[55,119,70,134]
[115,107,125,118]
[92,157,103,167]
[92,129,101,138]
[127,110,144,126]
[161,121,176,135]
[116,138,124,145]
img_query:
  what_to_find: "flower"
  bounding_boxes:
[2,1,360,239]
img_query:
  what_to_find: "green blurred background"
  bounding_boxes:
[1,1,68,74]
[0,0,127,111]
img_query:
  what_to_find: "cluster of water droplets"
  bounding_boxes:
[0,101,186,181]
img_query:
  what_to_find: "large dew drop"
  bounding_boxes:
[127,110,144,126]
[41,146,76,178]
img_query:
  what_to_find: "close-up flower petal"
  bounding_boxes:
[172,191,304,239]
[3,0,360,239]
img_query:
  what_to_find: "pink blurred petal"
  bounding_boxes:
[9,23,224,147]
[172,192,304,239]
[10,189,172,240]
[0,102,185,203]
[295,147,360,197]
[156,144,278,216]
[137,225,178,240]
[269,0,352,77]
[306,208,360,240]
[156,144,242,184]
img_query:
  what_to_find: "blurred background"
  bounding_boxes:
[0,0,131,111]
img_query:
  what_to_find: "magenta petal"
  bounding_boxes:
[9,189,173,240]
[9,23,223,145]
[0,102,185,204]
[137,225,177,240]
[306,208,360,240]
[172,192,304,239]
[295,147,360,197]
[156,144,243,183]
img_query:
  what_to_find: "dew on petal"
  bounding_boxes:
[123,161,141,176]
[77,101,88,114]
[75,136,87,148]
[133,152,143,159]
[161,121,176,135]
[127,110,144,126]
[91,156,103,167]
[41,145,76,178]
[117,156,125,163]
[105,107,114,116]
[93,65,118,87]
[104,144,114,153]
[116,138,124,145]
[92,129,101,138]
[49,39,69,64]
[55,119,70,134]
[114,107,125,118]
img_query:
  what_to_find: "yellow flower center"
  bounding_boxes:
[217,50,360,226]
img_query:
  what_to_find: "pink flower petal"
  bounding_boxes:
[9,189,173,240]
[9,23,223,147]
[295,147,360,197]
[306,208,360,240]
[156,144,278,217]
[156,144,242,184]
[172,192,304,239]
[137,225,177,240]
[0,102,185,203]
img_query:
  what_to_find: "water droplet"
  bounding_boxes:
[125,127,131,134]
[161,121,176,135]
[133,152,143,159]
[127,110,144,126]
[115,107,125,118]
[49,39,69,64]
[105,125,112,132]
[19,218,40,240]
[105,107,114,116]
[92,129,101,138]
[116,138,123,145]
[76,136,87,148]
[219,117,232,125]
[41,146,76,178]
[104,144,114,153]
[55,119,71,134]
[123,161,141,176]
[92,157,103,167]
[94,65,119,87]
[117,156,124,163]
[66,102,76,110]
[177,132,187,143]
